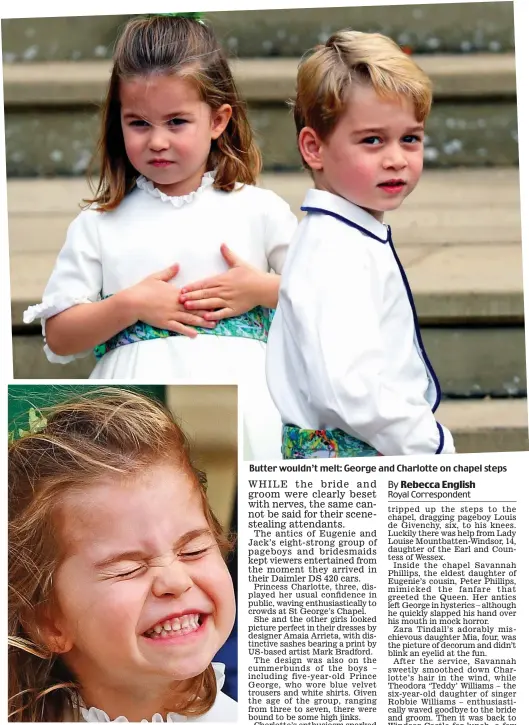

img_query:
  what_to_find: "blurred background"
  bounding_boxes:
[3,2,527,453]
[8,383,239,698]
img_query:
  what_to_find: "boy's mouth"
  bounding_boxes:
[377,179,407,195]
[143,613,204,639]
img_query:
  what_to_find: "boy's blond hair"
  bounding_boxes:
[294,30,433,164]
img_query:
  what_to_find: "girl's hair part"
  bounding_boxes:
[85,15,261,211]
[8,387,234,721]
[293,30,433,170]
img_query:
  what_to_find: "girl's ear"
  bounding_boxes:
[298,127,324,171]
[211,104,233,140]
[22,606,74,655]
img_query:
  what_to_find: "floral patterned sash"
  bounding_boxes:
[282,424,379,459]
[94,305,274,360]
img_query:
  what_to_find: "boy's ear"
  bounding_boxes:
[298,127,324,171]
[211,104,232,140]
[21,605,73,655]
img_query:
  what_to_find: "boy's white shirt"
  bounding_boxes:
[266,188,455,456]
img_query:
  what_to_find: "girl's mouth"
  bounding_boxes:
[149,160,174,168]
[143,613,205,640]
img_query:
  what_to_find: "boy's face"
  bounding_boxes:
[302,84,424,221]
[49,464,235,700]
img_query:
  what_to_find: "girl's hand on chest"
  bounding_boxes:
[123,263,218,336]
[179,244,271,320]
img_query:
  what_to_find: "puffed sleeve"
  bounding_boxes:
[23,209,102,364]
[282,241,454,456]
[262,190,298,274]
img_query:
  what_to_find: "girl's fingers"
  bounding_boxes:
[180,286,221,302]
[165,320,198,338]
[180,279,221,295]
[179,313,217,328]
[203,307,234,321]
[184,297,225,311]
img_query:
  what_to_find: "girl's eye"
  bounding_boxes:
[115,566,145,579]
[168,118,187,127]
[180,547,210,559]
[129,120,149,128]
[362,136,382,145]
[402,135,422,144]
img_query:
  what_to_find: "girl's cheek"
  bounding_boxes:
[94,585,145,629]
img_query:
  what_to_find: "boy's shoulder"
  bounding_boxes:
[300,188,390,247]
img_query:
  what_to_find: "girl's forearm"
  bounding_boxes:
[258,273,281,309]
[44,291,138,356]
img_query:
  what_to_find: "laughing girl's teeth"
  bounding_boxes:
[145,613,202,638]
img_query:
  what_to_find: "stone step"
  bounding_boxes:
[8,168,525,397]
[3,54,517,106]
[2,4,514,61]
[4,53,518,175]
[436,399,528,453]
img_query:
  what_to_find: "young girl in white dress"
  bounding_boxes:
[9,388,238,722]
[23,15,297,459]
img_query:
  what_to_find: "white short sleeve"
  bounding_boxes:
[23,209,103,364]
[262,191,298,273]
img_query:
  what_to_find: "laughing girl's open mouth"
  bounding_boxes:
[143,613,205,639]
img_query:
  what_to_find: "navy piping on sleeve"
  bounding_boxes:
[300,206,389,244]
[435,422,445,454]
[387,226,442,413]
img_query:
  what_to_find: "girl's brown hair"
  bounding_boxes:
[86,15,262,211]
[8,387,233,721]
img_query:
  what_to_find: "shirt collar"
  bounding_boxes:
[301,188,390,243]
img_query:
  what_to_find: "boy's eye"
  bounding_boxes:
[402,134,422,144]
[362,136,382,145]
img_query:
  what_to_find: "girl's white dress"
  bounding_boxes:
[75,662,237,722]
[24,173,298,459]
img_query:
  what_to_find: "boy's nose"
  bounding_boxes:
[382,145,408,170]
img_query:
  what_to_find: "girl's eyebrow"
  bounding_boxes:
[93,528,213,568]
[121,110,193,120]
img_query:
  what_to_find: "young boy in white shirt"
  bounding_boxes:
[266,30,455,458]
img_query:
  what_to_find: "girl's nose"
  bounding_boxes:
[151,557,193,598]
[148,125,170,152]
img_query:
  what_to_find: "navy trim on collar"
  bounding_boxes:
[301,205,389,244]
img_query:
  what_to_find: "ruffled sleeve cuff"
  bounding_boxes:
[23,295,95,364]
